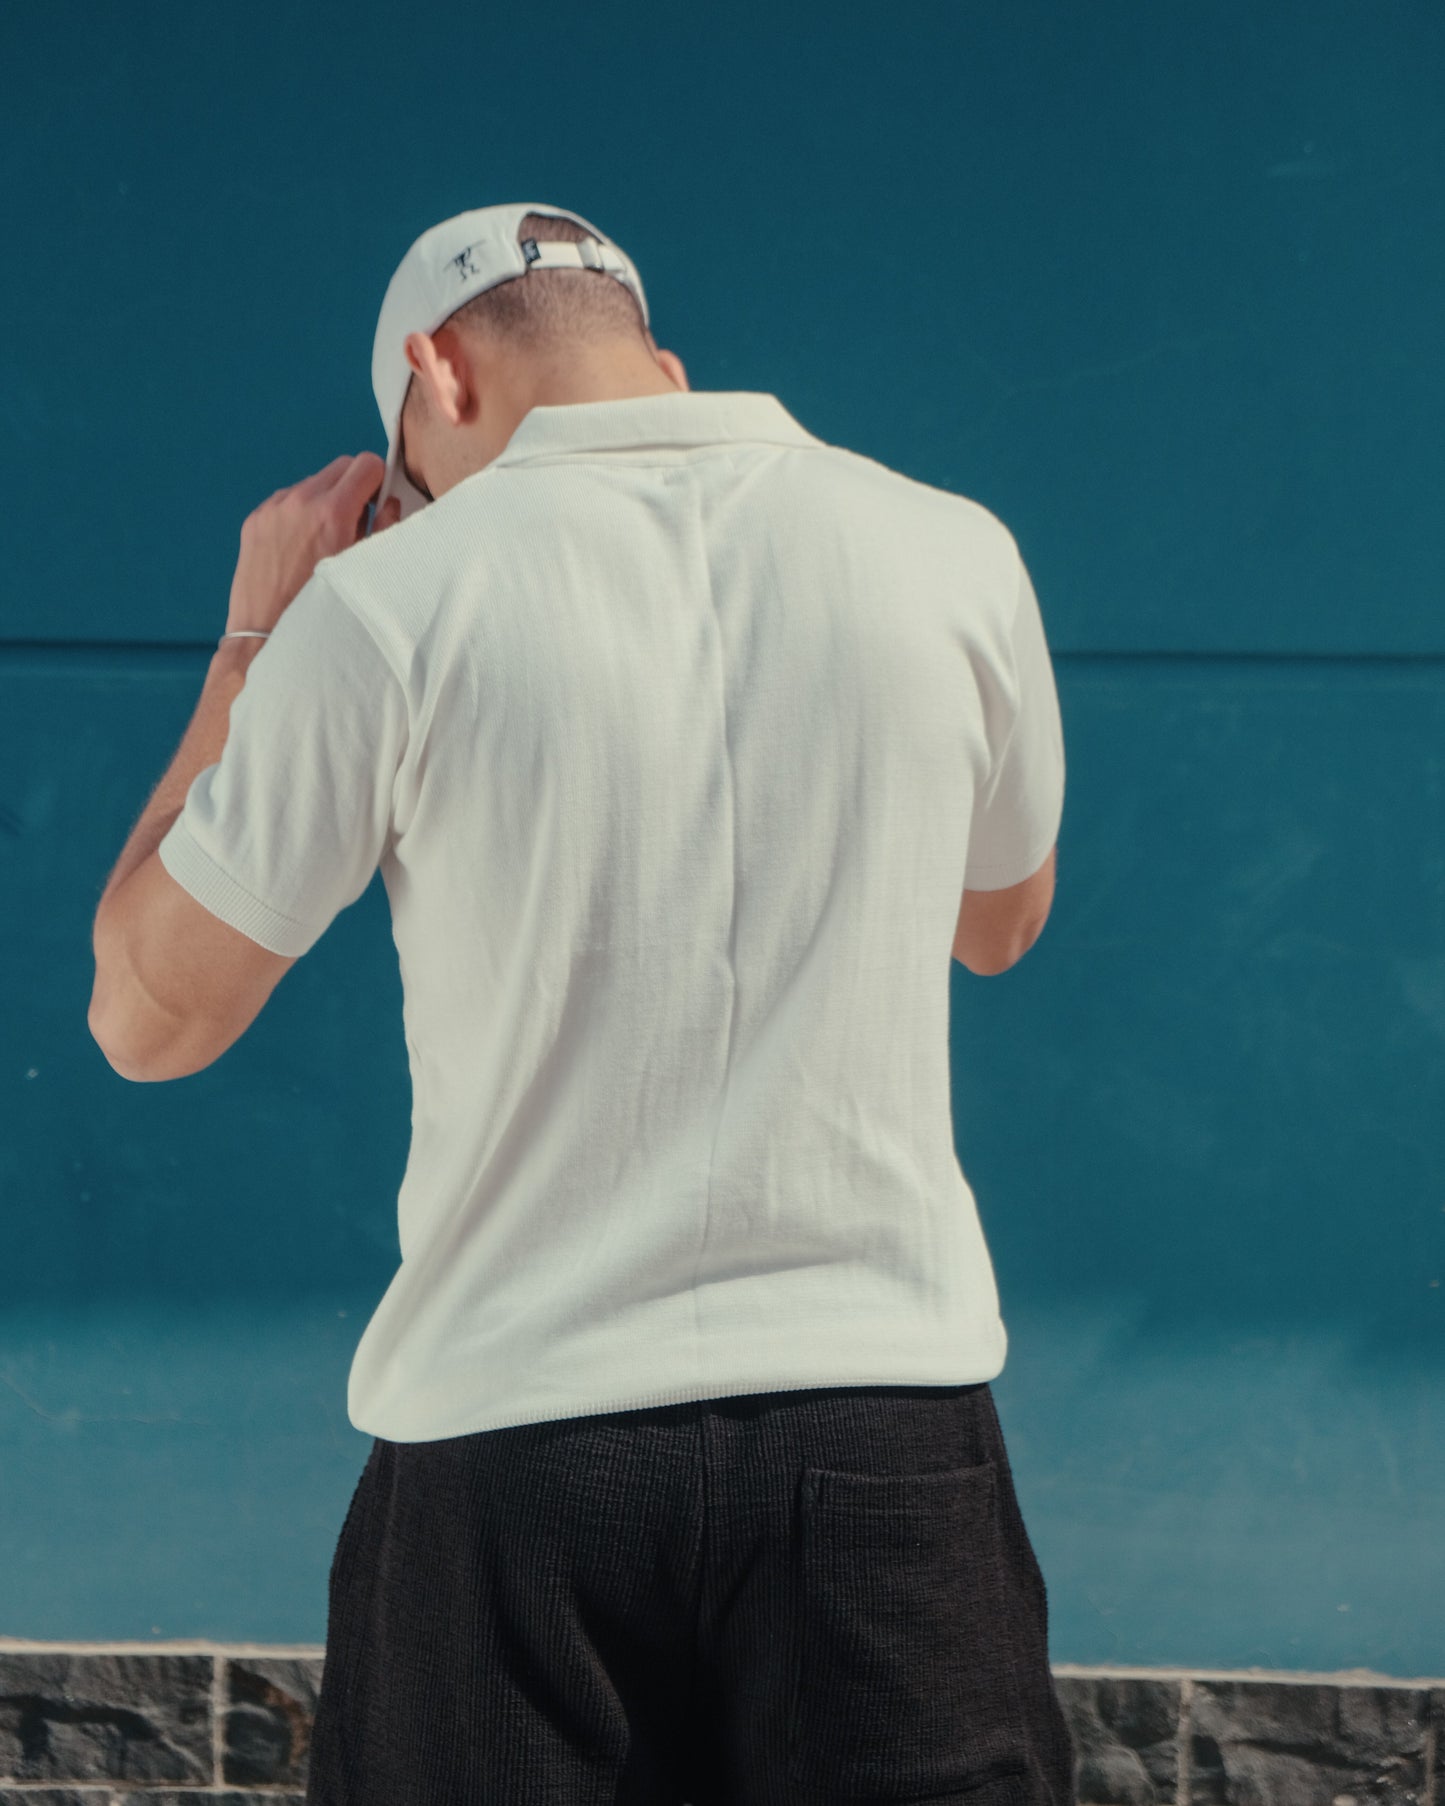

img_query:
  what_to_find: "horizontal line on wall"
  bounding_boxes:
[1062,649,1445,665]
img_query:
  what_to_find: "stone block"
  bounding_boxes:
[1188,1677,1432,1806]
[0,1652,212,1785]
[220,1653,323,1787]
[1055,1671,1184,1803]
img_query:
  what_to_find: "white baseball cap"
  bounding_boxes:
[368,201,652,532]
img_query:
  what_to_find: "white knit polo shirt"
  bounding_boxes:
[158,390,1065,1442]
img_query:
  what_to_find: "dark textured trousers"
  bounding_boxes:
[306,1379,1079,1804]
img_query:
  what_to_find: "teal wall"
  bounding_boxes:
[3,0,1442,1671]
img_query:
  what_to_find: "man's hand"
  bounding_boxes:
[226,452,403,634]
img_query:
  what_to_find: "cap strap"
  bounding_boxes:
[521,238,629,280]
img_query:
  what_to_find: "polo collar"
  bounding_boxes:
[491,389,825,467]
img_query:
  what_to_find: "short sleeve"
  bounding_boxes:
[156,570,410,956]
[964,552,1066,890]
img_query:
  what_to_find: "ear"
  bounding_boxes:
[404,330,461,425]
[402,330,433,387]
[653,345,689,391]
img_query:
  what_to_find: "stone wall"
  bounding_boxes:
[0,1648,1439,1803]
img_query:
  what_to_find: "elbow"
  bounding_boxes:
[957,947,1020,978]
[87,965,192,1084]
[89,1015,158,1082]
[1008,912,1051,970]
[952,844,1058,976]
[90,1023,200,1083]
[89,904,205,1082]
[997,913,1051,973]
[88,996,171,1082]
[89,908,147,1079]
[954,914,1050,977]
[89,1007,213,1081]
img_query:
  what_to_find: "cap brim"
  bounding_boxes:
[367,428,429,535]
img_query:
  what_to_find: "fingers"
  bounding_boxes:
[329,454,388,542]
[335,451,387,508]
[293,454,360,497]
[268,452,395,544]
[339,451,382,502]
[290,451,385,506]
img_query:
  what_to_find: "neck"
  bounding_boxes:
[516,352,683,412]
[474,349,684,475]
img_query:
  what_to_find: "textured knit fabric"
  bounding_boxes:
[157,390,1067,1443]
[305,1379,1078,1805]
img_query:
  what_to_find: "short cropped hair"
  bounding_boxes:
[453,211,648,351]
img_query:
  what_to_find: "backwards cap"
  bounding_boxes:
[369,201,650,528]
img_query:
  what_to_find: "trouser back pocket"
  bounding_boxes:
[785,1457,1033,1798]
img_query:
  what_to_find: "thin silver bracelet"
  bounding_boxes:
[218,629,271,643]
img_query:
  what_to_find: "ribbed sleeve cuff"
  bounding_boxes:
[156,813,320,957]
